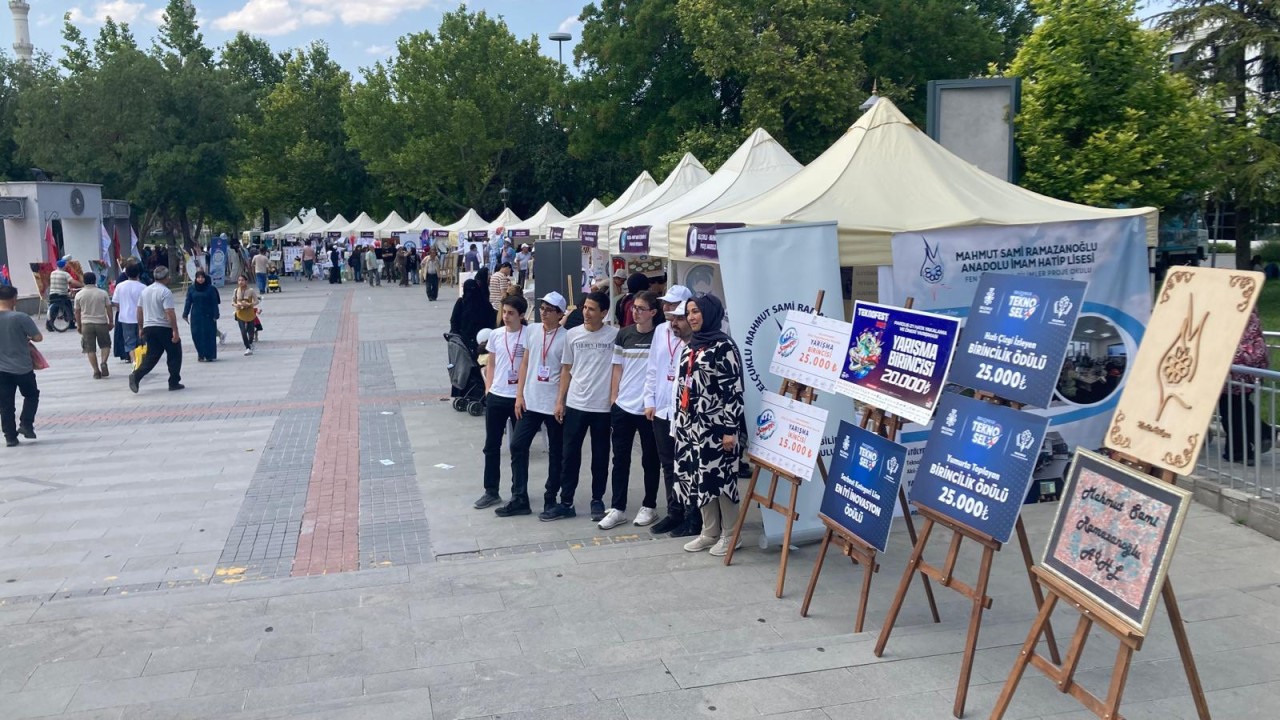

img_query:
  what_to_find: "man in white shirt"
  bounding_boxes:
[111,263,145,362]
[644,285,697,535]
[502,292,568,517]
[129,266,183,393]
[599,289,660,530]
[474,294,529,510]
[540,291,617,522]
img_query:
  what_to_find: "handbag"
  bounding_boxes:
[132,344,147,370]
[29,343,49,371]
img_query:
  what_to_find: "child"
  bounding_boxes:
[292,256,303,280]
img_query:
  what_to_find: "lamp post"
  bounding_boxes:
[323,201,331,221]
[548,32,571,65]
[499,187,510,208]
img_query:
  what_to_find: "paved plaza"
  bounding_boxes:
[1,278,1278,719]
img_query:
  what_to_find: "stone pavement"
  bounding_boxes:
[2,277,1279,719]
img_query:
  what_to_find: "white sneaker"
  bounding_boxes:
[633,507,658,527]
[244,348,253,356]
[598,509,627,530]
[683,535,717,553]
[709,537,743,557]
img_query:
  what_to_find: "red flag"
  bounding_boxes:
[112,227,122,268]
[40,222,58,273]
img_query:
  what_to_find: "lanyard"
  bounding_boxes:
[540,326,559,367]
[667,328,680,366]
[679,349,701,411]
[503,329,520,369]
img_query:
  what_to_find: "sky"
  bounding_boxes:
[2,1,589,73]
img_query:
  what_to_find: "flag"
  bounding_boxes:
[129,226,140,259]
[112,226,121,266]
[0,265,11,287]
[99,223,113,266]
[42,222,59,272]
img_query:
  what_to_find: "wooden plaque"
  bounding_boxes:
[1106,267,1263,473]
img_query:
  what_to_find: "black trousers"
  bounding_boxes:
[0,370,39,441]
[426,273,439,301]
[237,318,256,349]
[1219,392,1263,460]
[482,393,519,495]
[133,326,182,388]
[510,409,564,508]
[610,405,660,511]
[554,407,610,506]
[652,416,682,514]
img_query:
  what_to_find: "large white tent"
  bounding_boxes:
[399,212,442,241]
[486,208,523,234]
[294,214,331,237]
[444,208,491,248]
[373,211,409,239]
[270,211,309,237]
[674,99,1156,266]
[604,153,711,255]
[633,129,800,262]
[319,214,350,237]
[555,199,605,232]
[509,202,568,237]
[337,212,380,238]
[566,172,657,242]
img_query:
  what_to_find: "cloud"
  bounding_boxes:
[213,0,434,35]
[557,14,581,34]
[365,44,392,56]
[67,1,147,24]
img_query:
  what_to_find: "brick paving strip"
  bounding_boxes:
[292,292,360,576]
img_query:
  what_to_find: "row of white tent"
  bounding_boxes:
[268,98,1156,266]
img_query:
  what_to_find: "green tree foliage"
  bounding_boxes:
[345,6,560,216]
[1009,0,1218,212]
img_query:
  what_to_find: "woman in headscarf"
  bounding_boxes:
[182,270,222,362]
[395,247,409,286]
[674,294,746,556]
[450,278,496,356]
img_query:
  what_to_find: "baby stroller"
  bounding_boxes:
[444,332,485,416]
[266,265,282,293]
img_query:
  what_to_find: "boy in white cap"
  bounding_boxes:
[502,292,568,516]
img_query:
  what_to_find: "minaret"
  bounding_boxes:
[10,0,33,63]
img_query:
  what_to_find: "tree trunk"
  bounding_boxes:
[262,206,271,233]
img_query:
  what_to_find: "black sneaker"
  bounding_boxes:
[670,515,703,538]
[17,424,35,440]
[168,383,186,392]
[650,513,683,535]
[590,500,606,522]
[128,375,139,393]
[4,437,17,448]
[539,504,576,522]
[494,501,531,517]
[473,492,502,509]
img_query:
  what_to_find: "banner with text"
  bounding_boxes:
[621,226,651,255]
[579,224,599,248]
[820,421,908,554]
[770,310,851,393]
[749,391,830,480]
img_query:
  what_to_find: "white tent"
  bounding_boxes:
[270,212,306,237]
[399,212,443,242]
[486,208,523,234]
[374,211,409,239]
[444,208,491,247]
[294,214,331,237]
[509,202,568,237]
[337,212,380,239]
[319,214,350,237]
[603,152,712,255]
[556,199,605,231]
[566,172,657,242]
[674,98,1156,266]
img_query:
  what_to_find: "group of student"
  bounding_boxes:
[471,281,750,557]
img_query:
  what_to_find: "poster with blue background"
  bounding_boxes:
[834,301,961,426]
[819,420,908,554]
[951,273,1086,408]
[910,392,1050,543]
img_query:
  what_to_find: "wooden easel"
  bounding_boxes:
[799,402,942,632]
[873,389,1063,718]
[990,452,1211,720]
[723,291,831,599]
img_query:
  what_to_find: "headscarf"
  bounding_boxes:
[688,294,732,351]
[191,270,212,293]
[461,279,490,313]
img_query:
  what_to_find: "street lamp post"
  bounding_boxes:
[548,32,571,66]
[499,187,510,208]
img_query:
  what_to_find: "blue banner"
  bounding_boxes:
[834,301,961,426]
[950,273,1087,408]
[910,392,1050,543]
[819,421,908,554]
[209,234,228,287]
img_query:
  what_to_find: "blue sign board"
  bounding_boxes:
[834,301,961,425]
[910,392,1050,543]
[819,420,908,554]
[950,273,1087,408]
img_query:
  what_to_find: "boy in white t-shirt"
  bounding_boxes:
[501,292,568,517]
[474,295,529,510]
[599,290,660,529]
[540,291,617,522]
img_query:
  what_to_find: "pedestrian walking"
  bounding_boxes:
[232,276,261,357]
[424,249,441,301]
[0,285,42,447]
[396,248,409,287]
[252,250,269,293]
[128,267,184,393]
[111,263,145,365]
[364,246,381,286]
[328,246,342,284]
[407,247,420,285]
[73,272,114,379]
[302,241,316,281]
[183,270,222,362]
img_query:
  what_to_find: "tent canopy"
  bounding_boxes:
[374,211,409,238]
[337,212,380,237]
[605,153,711,255]
[292,214,329,237]
[509,202,568,237]
[401,212,442,240]
[486,207,523,234]
[674,98,1157,266]
[558,199,604,228]
[625,132,801,260]
[318,214,350,236]
[567,172,657,240]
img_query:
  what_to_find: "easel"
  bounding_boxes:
[799,400,942,632]
[990,451,1210,720]
[723,291,831,599]
[873,389,1062,718]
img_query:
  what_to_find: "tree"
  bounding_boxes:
[154,0,212,69]
[220,32,287,229]
[345,7,560,216]
[1009,0,1218,213]
[1162,0,1280,266]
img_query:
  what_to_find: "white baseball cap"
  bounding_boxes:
[667,302,687,317]
[660,285,693,305]
[476,328,492,346]
[612,268,628,280]
[540,291,567,312]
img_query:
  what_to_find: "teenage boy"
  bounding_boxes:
[541,291,617,522]
[644,285,698,535]
[599,290,661,529]
[499,292,568,517]
[475,295,529,510]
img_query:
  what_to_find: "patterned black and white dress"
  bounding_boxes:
[674,338,746,508]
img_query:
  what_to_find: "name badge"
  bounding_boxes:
[536,365,551,382]
[507,369,519,385]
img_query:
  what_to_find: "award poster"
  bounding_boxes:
[819,421,908,554]
[910,392,1050,543]
[770,310,853,393]
[1106,267,1264,473]
[834,301,961,426]
[950,273,1087,408]
[748,391,829,480]
[1042,449,1192,633]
